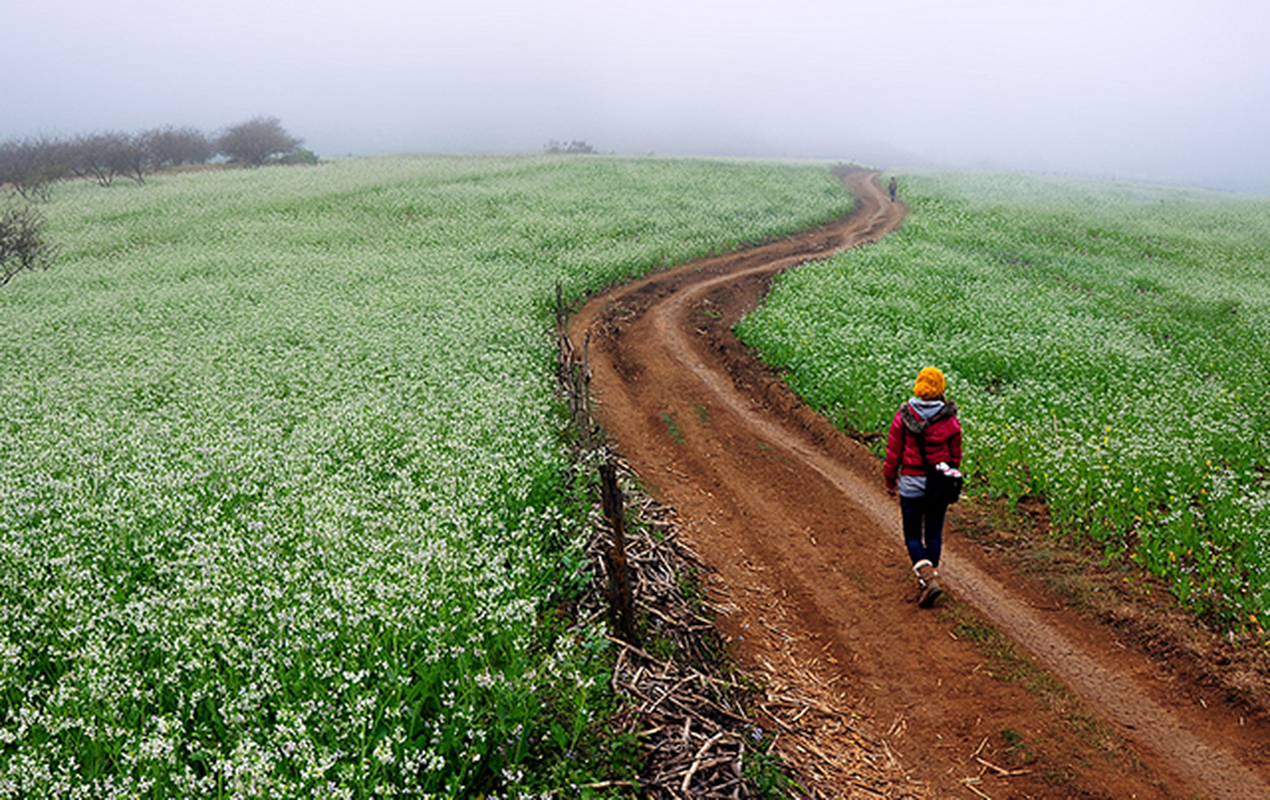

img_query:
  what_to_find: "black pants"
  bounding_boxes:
[900,494,947,567]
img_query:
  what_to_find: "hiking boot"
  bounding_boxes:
[913,559,943,608]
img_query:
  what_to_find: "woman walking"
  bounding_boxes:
[883,367,962,607]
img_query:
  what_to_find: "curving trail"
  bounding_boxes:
[569,170,1270,798]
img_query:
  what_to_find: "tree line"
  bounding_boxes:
[1,116,311,287]
[0,116,312,201]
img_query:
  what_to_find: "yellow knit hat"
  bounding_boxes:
[914,367,946,400]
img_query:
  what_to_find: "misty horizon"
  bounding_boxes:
[5,0,1268,196]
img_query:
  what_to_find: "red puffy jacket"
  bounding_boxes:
[883,400,962,491]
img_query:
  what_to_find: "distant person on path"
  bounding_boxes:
[883,367,962,607]
[888,176,898,202]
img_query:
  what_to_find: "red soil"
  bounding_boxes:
[568,170,1270,799]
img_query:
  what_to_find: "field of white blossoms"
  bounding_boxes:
[737,170,1270,633]
[0,154,853,798]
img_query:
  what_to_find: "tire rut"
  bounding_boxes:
[569,169,1270,799]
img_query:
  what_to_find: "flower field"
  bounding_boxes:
[736,170,1270,632]
[0,155,852,797]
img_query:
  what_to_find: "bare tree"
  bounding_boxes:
[140,126,213,170]
[69,132,136,187]
[107,133,149,185]
[0,202,55,287]
[0,137,73,201]
[216,116,302,167]
[0,139,37,198]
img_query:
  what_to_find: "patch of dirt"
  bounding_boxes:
[567,169,1270,799]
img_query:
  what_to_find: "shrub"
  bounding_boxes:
[276,146,320,166]
[0,201,55,287]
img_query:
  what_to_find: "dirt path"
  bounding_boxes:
[568,170,1270,799]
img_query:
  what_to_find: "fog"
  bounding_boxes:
[4,0,1268,194]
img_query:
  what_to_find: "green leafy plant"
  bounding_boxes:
[744,744,801,798]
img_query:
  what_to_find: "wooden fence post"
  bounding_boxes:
[557,281,634,642]
[599,457,637,644]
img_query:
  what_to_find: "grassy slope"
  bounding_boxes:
[736,170,1270,631]
[0,155,852,797]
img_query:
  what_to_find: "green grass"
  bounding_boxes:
[660,411,686,444]
[736,170,1270,632]
[0,154,853,797]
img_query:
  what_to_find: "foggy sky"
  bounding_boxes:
[4,0,1269,194]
